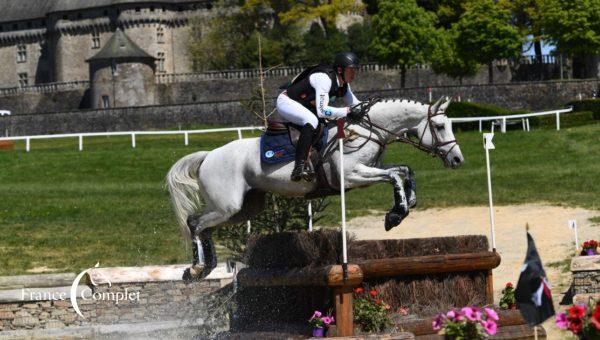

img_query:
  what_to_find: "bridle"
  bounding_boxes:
[346,98,458,161]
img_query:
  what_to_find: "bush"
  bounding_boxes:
[445,102,526,131]
[537,111,596,128]
[567,99,600,120]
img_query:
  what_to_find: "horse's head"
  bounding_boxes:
[414,97,464,169]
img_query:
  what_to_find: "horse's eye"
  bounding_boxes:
[436,125,444,131]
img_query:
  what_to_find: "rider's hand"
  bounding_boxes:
[347,105,363,123]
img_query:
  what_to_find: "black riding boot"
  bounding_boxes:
[291,124,316,182]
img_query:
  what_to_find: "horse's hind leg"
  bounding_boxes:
[183,210,230,281]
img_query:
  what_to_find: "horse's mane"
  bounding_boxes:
[371,98,429,114]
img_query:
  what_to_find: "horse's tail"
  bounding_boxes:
[166,151,209,241]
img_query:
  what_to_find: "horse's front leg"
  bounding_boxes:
[382,164,417,208]
[346,164,409,231]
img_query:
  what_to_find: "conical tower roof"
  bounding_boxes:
[87,28,154,62]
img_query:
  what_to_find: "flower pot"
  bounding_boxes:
[585,249,597,256]
[312,327,325,337]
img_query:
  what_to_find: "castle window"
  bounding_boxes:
[135,7,141,13]
[92,31,100,49]
[77,13,82,19]
[18,73,28,86]
[27,22,32,28]
[103,10,108,16]
[102,95,110,108]
[157,52,165,73]
[111,60,118,76]
[17,44,27,63]
[162,6,166,12]
[13,23,17,30]
[157,26,164,44]
[0,26,3,32]
[150,6,155,12]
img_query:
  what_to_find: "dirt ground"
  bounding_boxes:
[345,204,599,339]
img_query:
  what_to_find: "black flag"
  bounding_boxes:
[515,232,555,325]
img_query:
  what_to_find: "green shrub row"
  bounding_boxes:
[446,101,599,131]
[567,99,600,120]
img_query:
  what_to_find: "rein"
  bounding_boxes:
[341,98,457,161]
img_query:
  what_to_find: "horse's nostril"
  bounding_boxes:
[453,156,461,164]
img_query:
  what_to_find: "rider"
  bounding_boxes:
[276,51,363,182]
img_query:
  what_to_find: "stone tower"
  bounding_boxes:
[87,28,155,109]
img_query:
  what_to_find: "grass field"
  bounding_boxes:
[0,123,599,275]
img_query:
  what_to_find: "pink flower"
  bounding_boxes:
[556,312,568,329]
[446,310,457,320]
[483,320,497,335]
[485,307,499,321]
[461,307,481,321]
[432,314,443,331]
[322,316,333,325]
[311,311,322,319]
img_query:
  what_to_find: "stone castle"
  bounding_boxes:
[0,0,211,107]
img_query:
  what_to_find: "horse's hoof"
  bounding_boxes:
[384,210,408,231]
[182,265,204,282]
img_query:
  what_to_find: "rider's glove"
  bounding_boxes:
[346,105,364,124]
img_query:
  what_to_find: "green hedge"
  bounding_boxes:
[445,102,527,131]
[567,99,600,120]
[538,111,597,128]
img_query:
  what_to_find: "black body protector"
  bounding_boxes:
[285,63,349,116]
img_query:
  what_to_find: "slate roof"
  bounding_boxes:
[87,28,154,61]
[0,0,205,23]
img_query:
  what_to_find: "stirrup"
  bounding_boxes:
[291,162,304,182]
[301,168,315,182]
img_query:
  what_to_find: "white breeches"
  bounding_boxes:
[276,93,319,128]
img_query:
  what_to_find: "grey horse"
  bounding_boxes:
[166,97,463,280]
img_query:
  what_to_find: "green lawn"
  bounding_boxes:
[0,123,599,275]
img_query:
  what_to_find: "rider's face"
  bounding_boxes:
[344,66,357,83]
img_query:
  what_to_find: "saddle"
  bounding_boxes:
[260,118,329,165]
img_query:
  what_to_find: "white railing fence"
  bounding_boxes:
[0,107,576,152]
[449,107,573,133]
[0,126,264,152]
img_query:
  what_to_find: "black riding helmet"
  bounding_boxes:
[333,52,359,81]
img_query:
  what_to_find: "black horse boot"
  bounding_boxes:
[291,124,316,182]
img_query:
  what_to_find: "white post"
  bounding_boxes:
[184,132,189,146]
[131,133,136,148]
[479,120,482,133]
[237,128,243,140]
[246,220,251,234]
[308,201,313,232]
[501,117,507,133]
[26,137,30,152]
[569,220,579,251]
[78,135,83,151]
[428,87,432,103]
[526,118,530,132]
[337,120,348,279]
[522,118,526,131]
[483,133,497,250]
[556,112,560,131]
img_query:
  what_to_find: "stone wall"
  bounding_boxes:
[0,264,233,336]
[1,79,599,136]
[0,101,262,136]
[571,255,600,304]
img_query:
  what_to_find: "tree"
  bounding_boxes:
[430,27,480,84]
[416,0,464,29]
[454,0,523,83]
[278,0,364,38]
[538,0,600,57]
[371,0,438,87]
[346,20,376,63]
[503,0,545,63]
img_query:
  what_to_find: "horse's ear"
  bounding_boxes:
[431,97,443,114]
[439,96,452,113]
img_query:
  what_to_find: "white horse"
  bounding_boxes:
[166,97,463,279]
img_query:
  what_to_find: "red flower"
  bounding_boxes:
[591,305,600,330]
[354,287,363,295]
[505,282,513,288]
[568,317,583,334]
[568,305,586,319]
[370,290,377,297]
[375,299,383,305]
